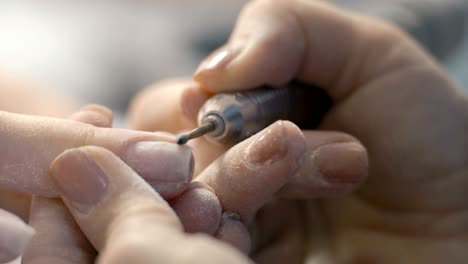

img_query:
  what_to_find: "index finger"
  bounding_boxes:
[0,111,192,199]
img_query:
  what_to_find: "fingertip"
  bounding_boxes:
[197,120,307,220]
[278,132,369,199]
[69,104,114,128]
[0,210,35,263]
[80,104,113,122]
[193,0,305,92]
[123,142,194,199]
[313,142,369,185]
[245,120,307,172]
[172,182,222,235]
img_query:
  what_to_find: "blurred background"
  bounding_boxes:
[0,0,467,124]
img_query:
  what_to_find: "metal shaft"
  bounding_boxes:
[176,121,216,145]
[178,81,332,145]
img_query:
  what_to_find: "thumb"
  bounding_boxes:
[193,0,431,101]
[49,146,251,264]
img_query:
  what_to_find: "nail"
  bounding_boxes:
[0,211,35,263]
[194,44,243,78]
[79,104,113,120]
[215,212,251,254]
[50,149,109,212]
[172,182,222,235]
[245,122,289,166]
[124,142,194,199]
[69,104,113,128]
[313,142,368,184]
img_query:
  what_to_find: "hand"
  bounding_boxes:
[22,105,207,264]
[0,106,193,199]
[0,105,195,263]
[46,145,251,264]
[129,0,468,263]
[1,105,114,264]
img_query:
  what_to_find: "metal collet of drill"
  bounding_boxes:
[176,81,332,145]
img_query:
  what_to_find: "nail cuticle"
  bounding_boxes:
[221,211,242,225]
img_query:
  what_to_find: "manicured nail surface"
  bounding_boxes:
[246,122,288,166]
[0,210,35,263]
[194,45,243,78]
[313,142,368,183]
[50,149,108,211]
[215,212,251,254]
[172,182,222,235]
[125,142,194,199]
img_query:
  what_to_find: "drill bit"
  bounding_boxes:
[176,121,216,145]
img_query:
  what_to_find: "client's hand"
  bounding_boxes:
[47,146,251,264]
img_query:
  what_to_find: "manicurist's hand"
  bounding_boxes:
[128,0,468,263]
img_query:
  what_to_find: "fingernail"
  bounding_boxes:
[50,149,109,211]
[69,104,114,128]
[0,211,35,263]
[172,182,222,235]
[215,212,251,254]
[194,44,243,78]
[79,104,113,120]
[245,121,289,166]
[313,142,368,183]
[124,142,194,199]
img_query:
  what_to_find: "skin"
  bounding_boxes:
[21,106,360,263]
[128,0,468,263]
[3,0,467,263]
[48,146,252,264]
[0,105,197,263]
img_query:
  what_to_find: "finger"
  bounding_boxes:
[0,209,35,263]
[68,104,114,128]
[171,182,222,235]
[49,146,251,264]
[23,105,111,264]
[0,111,192,199]
[192,0,468,215]
[128,80,224,175]
[22,198,96,264]
[193,0,430,97]
[278,131,368,199]
[196,120,307,221]
[128,79,209,133]
[214,212,251,255]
